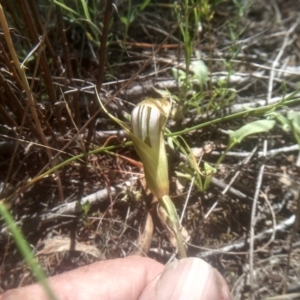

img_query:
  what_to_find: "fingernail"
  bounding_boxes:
[155,258,231,300]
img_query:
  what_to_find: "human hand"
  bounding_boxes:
[0,255,231,300]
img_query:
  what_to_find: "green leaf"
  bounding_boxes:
[203,162,216,191]
[191,59,208,89]
[167,136,175,151]
[287,110,300,145]
[168,134,203,191]
[120,16,129,26]
[175,170,193,180]
[203,162,216,176]
[130,133,169,199]
[80,0,91,22]
[171,67,186,82]
[139,0,151,10]
[267,112,290,130]
[54,0,80,17]
[228,119,276,149]
[287,110,300,134]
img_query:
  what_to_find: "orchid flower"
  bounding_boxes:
[97,92,186,258]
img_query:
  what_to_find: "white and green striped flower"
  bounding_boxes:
[130,98,171,199]
[97,92,186,257]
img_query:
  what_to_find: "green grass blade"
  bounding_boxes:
[53,0,80,17]
[80,0,91,22]
[0,203,58,300]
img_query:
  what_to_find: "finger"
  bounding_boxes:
[0,256,164,300]
[139,258,231,300]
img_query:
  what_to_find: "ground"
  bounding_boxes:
[0,0,300,299]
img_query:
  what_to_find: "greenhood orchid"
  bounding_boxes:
[97,91,186,258]
[130,98,171,199]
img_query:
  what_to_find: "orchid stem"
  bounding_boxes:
[161,195,187,258]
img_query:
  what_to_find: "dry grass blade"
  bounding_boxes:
[0,4,64,201]
[37,236,106,260]
[130,211,153,256]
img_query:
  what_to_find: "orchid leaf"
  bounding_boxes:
[287,110,300,134]
[228,119,276,150]
[130,133,169,198]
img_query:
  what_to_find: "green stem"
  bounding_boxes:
[167,97,300,137]
[0,203,58,300]
[1,141,132,203]
[160,195,187,258]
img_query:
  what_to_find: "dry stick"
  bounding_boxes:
[282,180,300,294]
[266,18,300,295]
[211,144,300,158]
[4,106,31,196]
[27,0,63,76]
[34,108,101,178]
[222,146,257,195]
[82,0,113,212]
[205,146,258,220]
[85,0,113,152]
[1,140,128,209]
[216,58,300,77]
[0,105,17,127]
[249,139,267,298]
[20,1,63,182]
[27,3,61,145]
[0,5,64,201]
[0,39,37,192]
[179,154,203,224]
[195,214,295,258]
[57,8,81,128]
[191,190,277,259]
[259,192,276,250]
[16,0,64,133]
[266,18,300,104]
[0,75,21,128]
[28,2,64,201]
[0,55,25,122]
[1,0,33,64]
[96,0,113,92]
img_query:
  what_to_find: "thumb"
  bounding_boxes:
[139,258,231,300]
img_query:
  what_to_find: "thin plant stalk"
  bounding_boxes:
[0,4,64,201]
[0,203,58,300]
